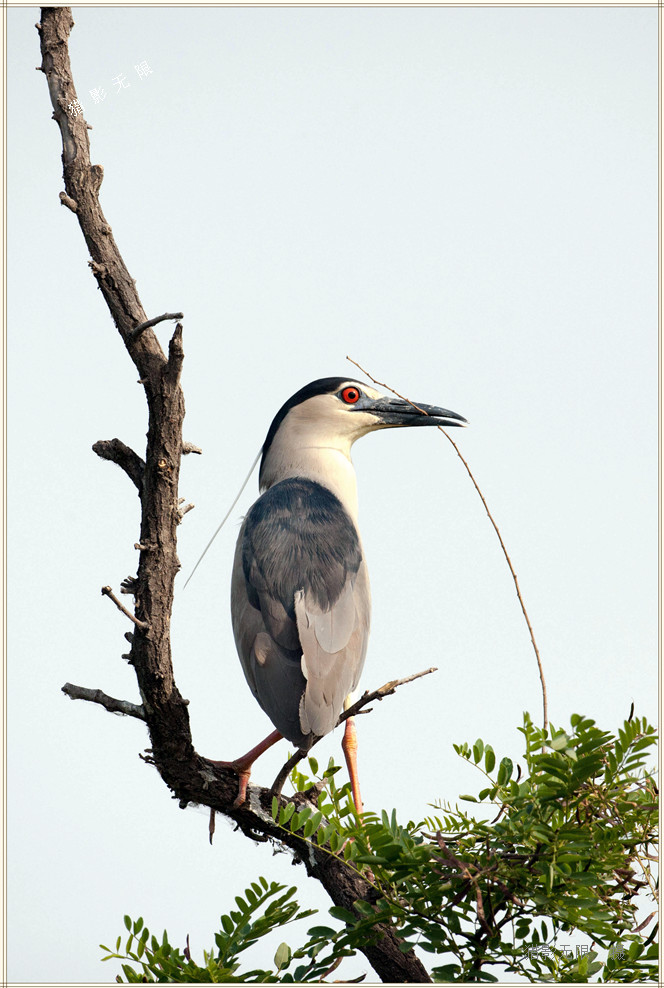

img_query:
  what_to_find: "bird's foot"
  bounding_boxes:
[208,758,252,808]
[207,730,283,808]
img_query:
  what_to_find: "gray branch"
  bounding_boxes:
[62,682,146,720]
[271,667,439,795]
[339,666,438,724]
[132,311,184,340]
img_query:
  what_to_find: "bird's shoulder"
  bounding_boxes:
[245,477,360,556]
[241,477,362,613]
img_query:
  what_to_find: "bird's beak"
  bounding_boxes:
[365,396,467,429]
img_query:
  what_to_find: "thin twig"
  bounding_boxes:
[132,311,184,339]
[271,667,438,794]
[101,585,149,630]
[177,501,195,522]
[347,356,548,730]
[440,428,548,729]
[62,682,146,720]
[339,666,438,724]
[271,748,309,796]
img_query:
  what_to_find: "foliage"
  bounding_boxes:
[99,878,321,983]
[103,711,658,983]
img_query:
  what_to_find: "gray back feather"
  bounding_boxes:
[231,478,371,748]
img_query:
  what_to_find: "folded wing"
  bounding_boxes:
[231,477,371,748]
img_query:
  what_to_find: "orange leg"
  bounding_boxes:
[209,728,283,807]
[341,716,364,816]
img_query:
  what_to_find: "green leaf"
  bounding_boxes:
[274,942,291,970]
[329,906,357,925]
[549,732,570,751]
[473,739,484,764]
[303,810,322,839]
[124,915,132,932]
[497,757,513,785]
[484,746,496,773]
[307,925,337,938]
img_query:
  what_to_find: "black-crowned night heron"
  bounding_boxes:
[213,377,466,811]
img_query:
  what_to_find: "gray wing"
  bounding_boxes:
[230,478,371,748]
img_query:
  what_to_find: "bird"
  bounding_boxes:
[212,377,466,811]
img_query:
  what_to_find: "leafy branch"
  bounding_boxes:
[105,710,658,983]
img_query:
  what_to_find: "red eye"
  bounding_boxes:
[341,386,361,404]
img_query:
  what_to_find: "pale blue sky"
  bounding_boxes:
[8,5,658,982]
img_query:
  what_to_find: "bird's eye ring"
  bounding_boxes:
[341,387,361,405]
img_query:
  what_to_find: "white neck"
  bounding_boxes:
[260,436,359,522]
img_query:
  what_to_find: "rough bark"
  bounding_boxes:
[40,8,431,983]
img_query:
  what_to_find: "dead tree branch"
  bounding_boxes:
[92,438,145,491]
[132,312,184,340]
[41,8,430,982]
[271,668,437,795]
[340,666,438,724]
[101,585,149,630]
[62,683,146,720]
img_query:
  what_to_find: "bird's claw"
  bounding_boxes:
[207,758,252,808]
[232,769,251,808]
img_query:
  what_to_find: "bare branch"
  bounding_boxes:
[271,748,308,796]
[182,441,203,455]
[271,668,437,795]
[101,585,149,630]
[339,666,438,724]
[62,682,146,720]
[347,355,549,731]
[132,312,184,340]
[92,438,145,491]
[177,500,195,522]
[38,7,166,386]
